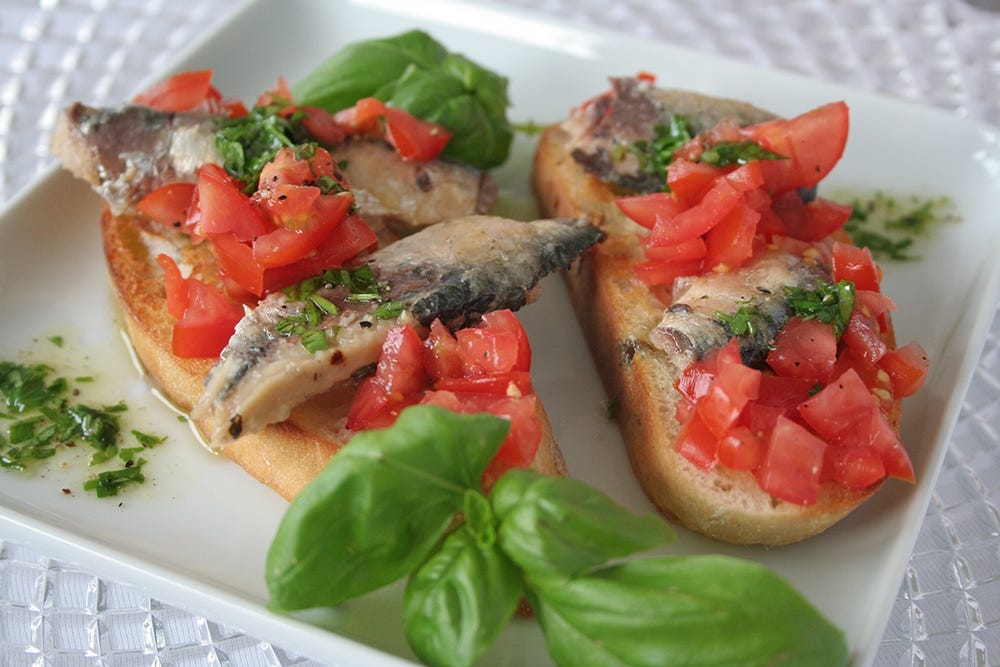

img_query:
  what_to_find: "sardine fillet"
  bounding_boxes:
[194,215,604,446]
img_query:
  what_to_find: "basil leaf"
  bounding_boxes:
[403,525,522,667]
[266,406,510,611]
[293,30,512,170]
[492,469,674,578]
[293,30,446,112]
[699,140,786,167]
[527,555,848,667]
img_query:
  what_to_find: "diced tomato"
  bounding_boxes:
[717,425,764,471]
[134,70,215,112]
[832,241,881,292]
[383,108,452,162]
[878,341,929,399]
[741,101,849,195]
[346,326,427,430]
[766,317,838,384]
[258,184,322,230]
[456,326,523,376]
[616,192,686,230]
[798,368,877,440]
[193,164,269,241]
[704,204,759,270]
[211,232,264,298]
[675,357,716,404]
[256,76,294,108]
[833,407,915,483]
[843,310,888,366]
[649,177,742,247]
[253,192,352,268]
[676,413,718,471]
[478,310,532,372]
[775,194,853,242]
[423,319,464,379]
[643,236,708,263]
[666,159,726,205]
[264,214,377,289]
[633,257,704,287]
[334,97,388,135]
[346,378,394,431]
[823,445,885,489]
[154,258,243,359]
[138,183,196,227]
[434,371,533,397]
[756,415,827,505]
[300,106,347,146]
[694,341,761,438]
[155,254,188,319]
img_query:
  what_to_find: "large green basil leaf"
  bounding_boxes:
[403,524,522,667]
[293,30,512,170]
[492,469,673,578]
[266,406,509,611]
[292,30,446,113]
[527,555,849,667]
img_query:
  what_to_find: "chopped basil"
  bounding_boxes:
[0,359,166,496]
[277,264,402,353]
[699,140,786,167]
[839,191,956,261]
[784,279,856,337]
[83,458,146,498]
[215,104,298,191]
[716,303,770,337]
[624,115,692,182]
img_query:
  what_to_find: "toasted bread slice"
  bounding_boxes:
[533,120,887,545]
[102,210,566,501]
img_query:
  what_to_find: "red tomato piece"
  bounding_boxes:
[643,236,708,263]
[194,164,270,241]
[211,232,265,298]
[843,310,888,366]
[649,177,742,247]
[383,108,452,162]
[742,101,849,195]
[717,425,764,471]
[346,378,394,431]
[633,258,704,287]
[776,195,853,242]
[334,97,388,135]
[676,413,718,471]
[258,184,322,231]
[478,310,532,373]
[138,183,196,227]
[616,192,686,230]
[169,277,244,359]
[155,253,188,319]
[878,341,929,398]
[456,327,522,376]
[423,319,464,379]
[832,241,881,292]
[695,341,761,438]
[823,445,885,489]
[756,415,827,505]
[258,147,316,190]
[253,192,352,269]
[300,106,348,146]
[263,214,378,291]
[704,204,759,271]
[434,371,533,397]
[797,367,877,440]
[675,358,716,404]
[133,70,215,112]
[666,159,725,205]
[374,325,428,399]
[766,317,838,384]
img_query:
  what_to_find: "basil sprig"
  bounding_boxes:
[267,405,847,666]
[292,30,512,170]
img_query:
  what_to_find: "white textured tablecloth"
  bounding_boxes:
[1,1,998,665]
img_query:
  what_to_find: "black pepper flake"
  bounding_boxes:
[62,488,72,495]
[359,320,373,328]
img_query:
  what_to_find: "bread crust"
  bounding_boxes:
[101,210,565,501]
[533,123,878,545]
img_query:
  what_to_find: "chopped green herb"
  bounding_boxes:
[512,120,547,135]
[215,104,297,191]
[624,115,692,183]
[83,459,146,498]
[699,140,786,167]
[838,191,956,261]
[716,303,770,337]
[278,264,402,352]
[1,359,165,495]
[784,279,856,337]
[132,430,167,448]
[48,336,64,348]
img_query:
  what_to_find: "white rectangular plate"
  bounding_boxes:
[1,0,998,665]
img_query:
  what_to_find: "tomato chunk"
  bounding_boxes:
[757,415,827,505]
[878,341,930,398]
[766,317,838,384]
